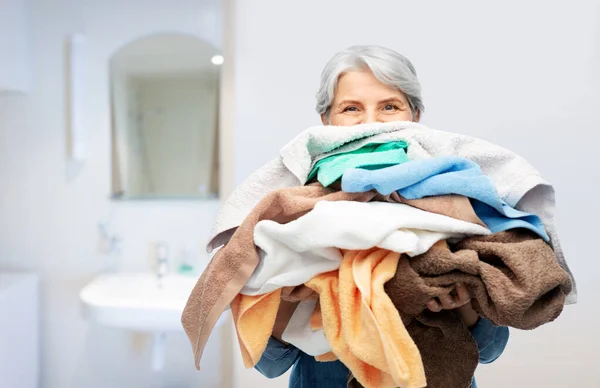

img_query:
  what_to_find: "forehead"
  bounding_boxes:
[335,70,405,100]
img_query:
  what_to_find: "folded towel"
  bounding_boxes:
[304,249,426,388]
[307,141,409,187]
[181,184,377,370]
[384,229,573,330]
[342,156,549,241]
[206,121,576,304]
[242,201,490,296]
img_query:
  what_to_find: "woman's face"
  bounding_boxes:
[323,69,418,126]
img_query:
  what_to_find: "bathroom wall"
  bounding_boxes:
[228,0,600,387]
[0,0,226,387]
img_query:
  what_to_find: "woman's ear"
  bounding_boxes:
[321,114,328,125]
[414,110,421,123]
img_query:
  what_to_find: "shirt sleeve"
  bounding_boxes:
[470,317,510,364]
[254,337,302,378]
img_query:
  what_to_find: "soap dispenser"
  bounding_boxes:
[177,243,198,275]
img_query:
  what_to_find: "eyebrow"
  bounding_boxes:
[379,97,406,105]
[335,97,407,106]
[335,99,362,106]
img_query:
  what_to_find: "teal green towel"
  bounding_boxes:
[307,142,409,187]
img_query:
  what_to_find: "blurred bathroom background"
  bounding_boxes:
[0,0,598,387]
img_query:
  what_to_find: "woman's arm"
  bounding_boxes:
[254,336,301,378]
[469,316,510,364]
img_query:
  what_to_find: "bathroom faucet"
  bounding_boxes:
[155,242,169,286]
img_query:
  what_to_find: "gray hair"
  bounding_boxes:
[316,45,424,120]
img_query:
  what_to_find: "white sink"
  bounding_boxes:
[80,272,228,371]
[80,272,222,332]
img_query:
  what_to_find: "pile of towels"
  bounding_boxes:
[182,121,576,388]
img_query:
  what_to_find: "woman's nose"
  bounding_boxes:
[363,109,380,124]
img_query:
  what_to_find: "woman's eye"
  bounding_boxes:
[383,104,399,111]
[343,106,359,112]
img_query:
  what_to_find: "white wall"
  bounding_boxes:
[0,1,227,387]
[230,0,600,387]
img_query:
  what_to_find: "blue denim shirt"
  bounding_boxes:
[255,317,509,388]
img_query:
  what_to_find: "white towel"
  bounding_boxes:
[241,201,490,296]
[281,299,330,356]
[208,121,577,304]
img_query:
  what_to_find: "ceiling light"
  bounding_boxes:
[211,55,224,65]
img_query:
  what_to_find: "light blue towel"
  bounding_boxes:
[341,156,549,241]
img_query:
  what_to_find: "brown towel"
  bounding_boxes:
[348,312,477,388]
[394,193,486,229]
[361,228,573,388]
[406,229,573,329]
[404,313,477,388]
[181,184,377,369]
[329,181,486,228]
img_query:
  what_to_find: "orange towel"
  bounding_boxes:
[308,302,339,361]
[232,248,427,388]
[230,290,282,368]
[306,248,426,388]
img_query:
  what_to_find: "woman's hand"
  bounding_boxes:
[425,283,480,328]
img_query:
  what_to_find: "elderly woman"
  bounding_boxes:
[254,45,509,388]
